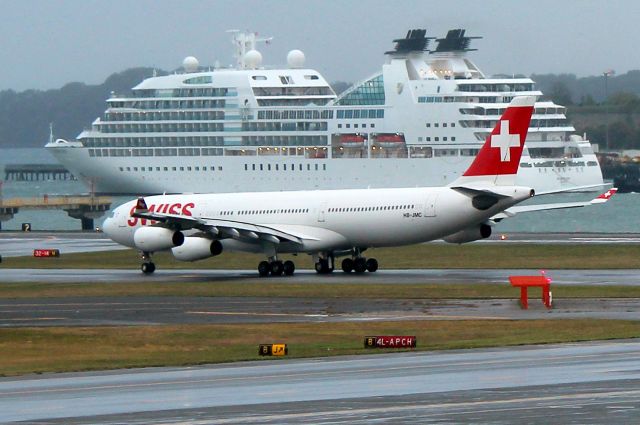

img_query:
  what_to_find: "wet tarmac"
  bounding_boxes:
[3,340,640,424]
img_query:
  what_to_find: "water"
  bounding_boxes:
[0,148,638,233]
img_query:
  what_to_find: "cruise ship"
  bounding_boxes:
[46,29,603,195]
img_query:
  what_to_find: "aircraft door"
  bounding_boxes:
[424,194,437,217]
[318,202,327,222]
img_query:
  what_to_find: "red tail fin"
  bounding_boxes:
[457,96,535,185]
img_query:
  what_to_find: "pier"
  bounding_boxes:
[4,164,75,181]
[0,195,112,230]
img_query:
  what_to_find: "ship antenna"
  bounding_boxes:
[49,122,54,144]
[227,30,273,69]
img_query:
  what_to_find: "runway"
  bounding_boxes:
[2,340,640,423]
[2,267,640,285]
[1,295,640,327]
[1,231,640,258]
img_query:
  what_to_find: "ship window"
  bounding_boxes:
[244,164,248,171]
[268,164,271,171]
[346,124,350,128]
[443,137,448,141]
[443,123,447,127]
[451,123,456,127]
[180,167,184,171]
[304,75,319,80]
[119,167,123,171]
[323,164,326,170]
[354,124,358,128]
[362,124,366,128]
[338,124,342,128]
[435,123,439,128]
[371,123,375,128]
[172,167,177,171]
[164,167,168,171]
[451,137,456,141]
[426,137,431,141]
[426,123,431,128]
[252,164,256,170]
[260,164,263,171]
[156,167,160,171]
[252,75,267,80]
[218,166,222,170]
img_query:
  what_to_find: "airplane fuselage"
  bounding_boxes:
[104,186,532,253]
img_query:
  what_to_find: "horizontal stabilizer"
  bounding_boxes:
[492,188,617,220]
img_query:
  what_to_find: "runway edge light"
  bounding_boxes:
[259,344,288,356]
[364,336,417,349]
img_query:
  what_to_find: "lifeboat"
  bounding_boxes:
[339,133,366,148]
[374,133,406,148]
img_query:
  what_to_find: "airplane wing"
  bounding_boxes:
[131,198,308,245]
[491,188,617,220]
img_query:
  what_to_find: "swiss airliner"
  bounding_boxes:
[103,96,615,276]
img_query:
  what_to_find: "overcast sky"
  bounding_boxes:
[0,0,636,91]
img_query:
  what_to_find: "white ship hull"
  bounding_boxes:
[49,146,603,195]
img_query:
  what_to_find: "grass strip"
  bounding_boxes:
[4,244,640,269]
[1,320,639,376]
[2,281,640,299]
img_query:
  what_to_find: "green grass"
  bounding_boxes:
[2,281,640,299]
[4,243,640,269]
[2,320,639,376]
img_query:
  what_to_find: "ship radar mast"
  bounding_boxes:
[227,30,273,69]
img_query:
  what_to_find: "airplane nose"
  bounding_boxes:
[102,214,116,238]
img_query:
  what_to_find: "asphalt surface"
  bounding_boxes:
[3,340,640,424]
[1,296,639,327]
[2,267,640,285]
[1,231,640,258]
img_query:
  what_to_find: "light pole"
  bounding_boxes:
[603,69,615,151]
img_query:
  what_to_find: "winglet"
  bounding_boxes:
[134,197,148,214]
[590,188,618,204]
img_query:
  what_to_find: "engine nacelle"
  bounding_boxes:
[171,237,223,262]
[443,224,492,244]
[133,227,184,251]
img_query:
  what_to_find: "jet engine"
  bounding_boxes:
[171,237,223,262]
[133,227,184,251]
[443,223,492,244]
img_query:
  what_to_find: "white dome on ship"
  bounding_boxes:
[244,49,262,69]
[287,49,305,68]
[182,56,199,72]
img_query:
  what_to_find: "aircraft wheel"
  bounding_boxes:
[341,258,354,273]
[366,258,379,273]
[354,258,367,273]
[141,262,156,274]
[283,260,295,276]
[315,259,331,274]
[271,260,284,276]
[258,261,270,277]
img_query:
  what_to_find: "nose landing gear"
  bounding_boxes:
[140,251,156,274]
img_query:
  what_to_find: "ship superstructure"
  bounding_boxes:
[46,29,603,194]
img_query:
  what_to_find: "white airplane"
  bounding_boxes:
[102,96,616,276]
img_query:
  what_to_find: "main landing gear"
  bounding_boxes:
[258,259,295,277]
[141,251,156,274]
[341,257,378,274]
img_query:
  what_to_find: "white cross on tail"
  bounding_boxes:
[490,120,520,162]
